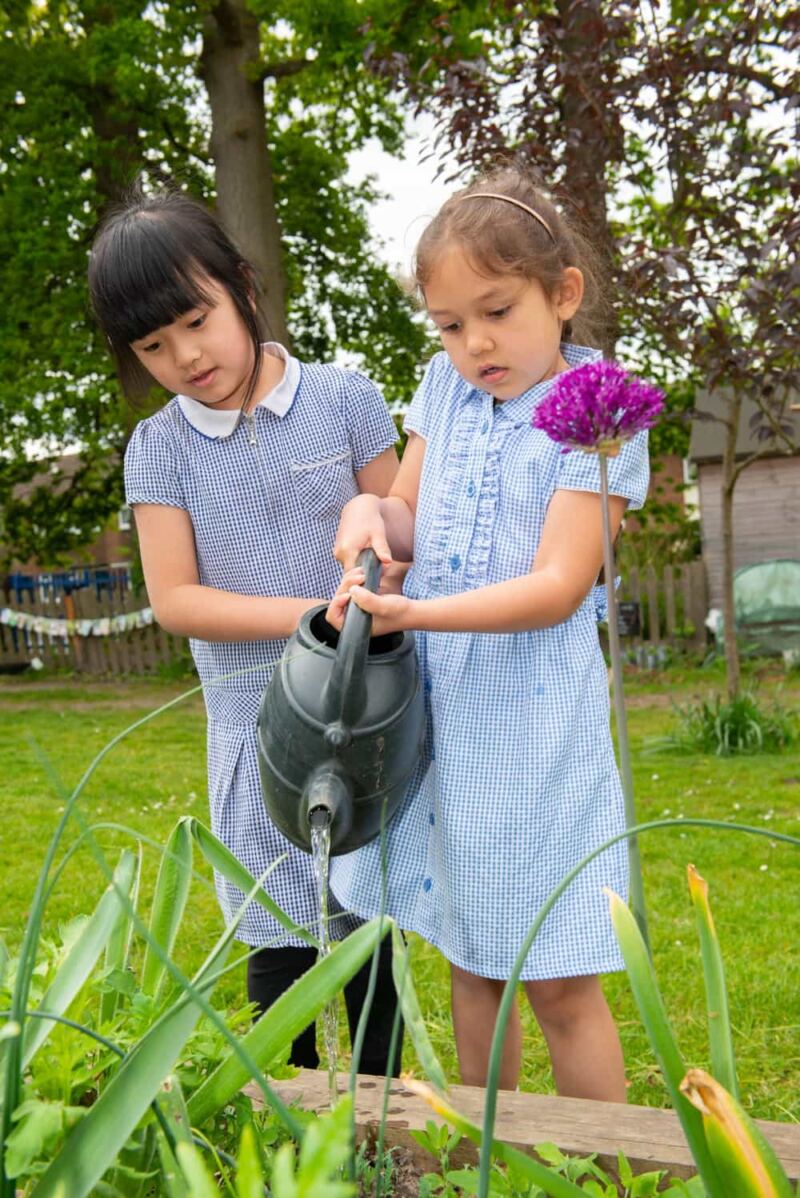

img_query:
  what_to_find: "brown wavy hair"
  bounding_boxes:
[413,167,607,347]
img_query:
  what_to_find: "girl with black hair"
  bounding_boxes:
[89,184,402,1075]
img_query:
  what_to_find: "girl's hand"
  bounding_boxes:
[334,494,392,570]
[378,560,411,597]
[325,565,366,631]
[326,584,413,636]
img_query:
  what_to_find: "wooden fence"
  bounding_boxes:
[1,560,710,677]
[614,559,710,658]
[0,575,186,676]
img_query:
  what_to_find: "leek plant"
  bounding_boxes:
[442,817,800,1198]
[0,677,392,1197]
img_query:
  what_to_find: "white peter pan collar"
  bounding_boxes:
[176,342,300,438]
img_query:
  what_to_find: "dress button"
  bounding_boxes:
[422,878,433,892]
[481,420,489,434]
[429,812,435,826]
[466,481,476,497]
[449,554,461,571]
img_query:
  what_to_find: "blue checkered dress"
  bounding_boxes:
[125,361,397,946]
[330,345,650,980]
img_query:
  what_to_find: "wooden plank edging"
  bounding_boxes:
[246,1069,800,1183]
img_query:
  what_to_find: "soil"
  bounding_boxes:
[359,1143,425,1198]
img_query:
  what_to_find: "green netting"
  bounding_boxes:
[732,559,800,654]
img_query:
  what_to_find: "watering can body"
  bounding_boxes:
[256,551,425,855]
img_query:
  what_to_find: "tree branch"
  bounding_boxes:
[730,439,796,488]
[695,55,796,102]
[257,57,309,82]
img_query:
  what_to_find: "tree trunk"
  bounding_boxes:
[556,0,621,354]
[200,0,289,345]
[83,3,143,210]
[720,392,742,701]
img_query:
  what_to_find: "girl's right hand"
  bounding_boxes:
[333,494,392,571]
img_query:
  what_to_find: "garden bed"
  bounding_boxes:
[247,1069,800,1183]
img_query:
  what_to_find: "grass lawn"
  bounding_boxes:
[1,661,798,1123]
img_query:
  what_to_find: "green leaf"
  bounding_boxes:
[156,1128,189,1198]
[157,1073,193,1148]
[686,865,739,1099]
[187,918,388,1127]
[681,1069,793,1198]
[390,923,448,1093]
[607,890,726,1197]
[29,913,232,1198]
[23,850,137,1068]
[236,1122,265,1198]
[188,818,318,948]
[4,1098,85,1179]
[402,1079,588,1198]
[141,819,193,1000]
[174,1142,218,1198]
[154,1076,192,1198]
[271,1095,355,1198]
[100,845,141,1024]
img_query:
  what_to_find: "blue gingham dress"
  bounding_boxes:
[330,345,650,980]
[125,360,397,946]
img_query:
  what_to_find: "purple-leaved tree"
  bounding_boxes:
[365,0,799,698]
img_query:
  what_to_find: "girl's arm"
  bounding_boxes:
[335,433,426,568]
[136,446,399,642]
[330,488,628,635]
[355,445,399,496]
[135,505,324,640]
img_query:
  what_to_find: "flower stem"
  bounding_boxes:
[599,453,650,951]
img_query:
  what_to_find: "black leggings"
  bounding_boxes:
[247,936,403,1076]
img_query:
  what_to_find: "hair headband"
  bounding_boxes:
[458,192,556,242]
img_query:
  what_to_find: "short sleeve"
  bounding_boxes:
[341,372,398,472]
[124,417,185,509]
[403,353,445,441]
[556,429,650,511]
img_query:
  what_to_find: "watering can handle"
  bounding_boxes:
[323,547,382,740]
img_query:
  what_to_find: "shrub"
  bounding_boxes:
[661,691,798,756]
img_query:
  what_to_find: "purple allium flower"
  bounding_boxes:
[532,361,664,454]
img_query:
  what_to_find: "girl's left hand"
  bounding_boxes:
[326,584,413,636]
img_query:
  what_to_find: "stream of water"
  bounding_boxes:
[310,820,339,1107]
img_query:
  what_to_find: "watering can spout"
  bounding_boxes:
[303,762,354,849]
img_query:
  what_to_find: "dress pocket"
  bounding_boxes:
[288,449,355,520]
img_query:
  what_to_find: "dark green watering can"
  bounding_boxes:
[257,549,425,855]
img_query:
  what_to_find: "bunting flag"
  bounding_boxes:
[0,607,154,637]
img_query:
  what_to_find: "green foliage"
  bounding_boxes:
[3,675,800,1194]
[662,691,798,756]
[270,1093,355,1197]
[0,0,436,565]
[609,870,796,1198]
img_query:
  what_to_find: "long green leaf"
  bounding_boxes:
[100,845,142,1025]
[30,930,230,1198]
[156,1130,189,1198]
[687,865,739,1099]
[681,1069,793,1198]
[141,819,193,1000]
[23,850,137,1068]
[187,918,388,1127]
[155,1074,193,1198]
[607,889,725,1197]
[174,1143,218,1198]
[188,818,318,948]
[390,923,447,1093]
[237,1123,266,1198]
